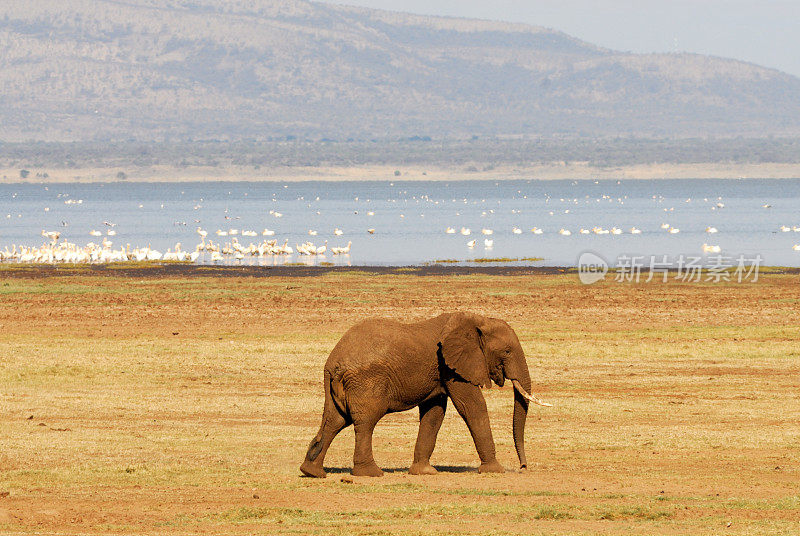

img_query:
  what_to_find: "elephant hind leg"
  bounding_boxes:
[348,388,388,477]
[301,375,351,478]
[352,416,384,477]
[300,406,349,478]
[410,394,447,475]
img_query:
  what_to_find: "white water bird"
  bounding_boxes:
[660,223,670,229]
[334,228,343,236]
[702,243,721,253]
[446,227,456,234]
[780,225,791,232]
[706,227,718,233]
[89,230,102,237]
[512,227,522,234]
[262,229,275,236]
[531,227,543,235]
[611,227,622,235]
[630,227,642,234]
[579,228,590,234]
[467,240,476,248]
[308,230,318,236]
[669,227,680,234]
[793,245,800,251]
[482,228,493,235]
[484,239,494,248]
[559,229,571,236]
[367,228,375,234]
[461,227,471,236]
[331,241,352,255]
[41,230,60,243]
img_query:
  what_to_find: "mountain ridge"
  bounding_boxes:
[1,0,799,142]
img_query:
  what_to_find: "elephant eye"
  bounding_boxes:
[504,348,511,355]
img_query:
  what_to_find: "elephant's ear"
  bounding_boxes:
[440,313,489,387]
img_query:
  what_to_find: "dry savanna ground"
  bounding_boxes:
[1,267,799,535]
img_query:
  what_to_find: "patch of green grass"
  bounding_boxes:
[424,257,545,264]
[472,257,543,263]
[214,501,680,529]
[326,483,565,498]
[0,280,122,295]
[533,506,576,520]
[596,505,674,521]
[724,496,800,511]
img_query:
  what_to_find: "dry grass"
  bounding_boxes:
[1,270,799,534]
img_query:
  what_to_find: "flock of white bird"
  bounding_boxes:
[3,217,800,263]
[195,234,352,262]
[444,223,800,253]
[0,224,354,264]
[0,239,198,264]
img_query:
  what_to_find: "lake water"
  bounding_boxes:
[2,179,800,266]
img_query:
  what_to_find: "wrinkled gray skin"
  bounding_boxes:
[300,312,536,478]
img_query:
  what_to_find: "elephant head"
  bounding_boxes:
[440,312,550,470]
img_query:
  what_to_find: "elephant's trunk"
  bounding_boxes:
[510,372,532,470]
[509,364,552,471]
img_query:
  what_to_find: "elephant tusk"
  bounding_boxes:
[512,379,553,407]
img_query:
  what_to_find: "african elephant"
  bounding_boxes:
[300,312,550,478]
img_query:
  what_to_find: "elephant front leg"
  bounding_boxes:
[445,379,505,474]
[410,394,447,475]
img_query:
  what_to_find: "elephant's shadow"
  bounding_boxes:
[323,465,477,474]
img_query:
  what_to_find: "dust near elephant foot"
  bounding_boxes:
[409,462,438,475]
[299,461,327,478]
[478,459,505,474]
[352,463,384,477]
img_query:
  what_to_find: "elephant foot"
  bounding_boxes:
[409,462,438,475]
[478,459,505,474]
[352,462,384,477]
[300,460,327,478]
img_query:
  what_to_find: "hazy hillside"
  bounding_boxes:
[2,0,800,142]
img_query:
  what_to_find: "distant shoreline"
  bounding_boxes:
[1,263,798,278]
[2,162,800,183]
